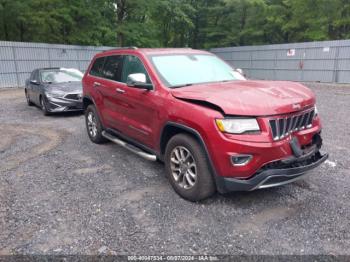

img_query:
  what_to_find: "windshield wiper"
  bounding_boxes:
[171,83,194,89]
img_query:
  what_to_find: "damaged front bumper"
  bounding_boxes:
[216,151,328,193]
[45,95,83,113]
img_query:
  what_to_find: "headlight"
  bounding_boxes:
[215,118,260,134]
[45,91,64,98]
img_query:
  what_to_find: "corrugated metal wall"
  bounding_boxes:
[1,40,350,88]
[0,41,112,88]
[211,39,350,84]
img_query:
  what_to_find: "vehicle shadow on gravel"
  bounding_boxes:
[28,103,84,118]
[48,111,84,118]
[203,185,297,207]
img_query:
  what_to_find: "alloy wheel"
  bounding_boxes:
[87,111,98,138]
[170,146,197,189]
[41,97,46,110]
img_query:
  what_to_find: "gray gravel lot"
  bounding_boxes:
[0,83,349,255]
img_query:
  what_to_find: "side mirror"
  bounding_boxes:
[30,80,39,85]
[126,73,153,90]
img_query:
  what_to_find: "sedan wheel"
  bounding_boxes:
[40,96,50,116]
[25,90,33,106]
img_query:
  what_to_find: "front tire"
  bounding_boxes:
[25,89,34,106]
[40,96,50,116]
[85,104,107,144]
[165,133,216,201]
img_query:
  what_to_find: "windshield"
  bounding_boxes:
[150,54,245,88]
[40,68,83,84]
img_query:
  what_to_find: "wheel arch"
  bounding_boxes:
[83,95,106,129]
[83,96,94,111]
[159,122,222,191]
[159,122,205,156]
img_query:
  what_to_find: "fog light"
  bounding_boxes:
[231,154,252,166]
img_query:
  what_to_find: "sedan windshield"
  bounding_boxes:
[150,54,245,88]
[40,68,83,84]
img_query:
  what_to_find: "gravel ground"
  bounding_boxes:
[0,83,349,256]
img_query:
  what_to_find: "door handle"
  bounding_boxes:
[93,81,101,87]
[116,88,125,94]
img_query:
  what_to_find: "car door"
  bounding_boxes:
[28,70,41,105]
[91,55,127,132]
[33,70,44,105]
[26,70,35,101]
[117,55,159,148]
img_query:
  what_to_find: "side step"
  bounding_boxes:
[101,131,157,161]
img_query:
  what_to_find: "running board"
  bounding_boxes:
[102,131,157,161]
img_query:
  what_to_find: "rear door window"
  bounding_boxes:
[89,57,105,77]
[34,70,39,82]
[29,70,36,80]
[100,55,123,82]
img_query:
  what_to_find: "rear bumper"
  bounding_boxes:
[216,152,328,193]
[46,97,83,112]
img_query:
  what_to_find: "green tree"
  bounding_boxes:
[1,0,350,47]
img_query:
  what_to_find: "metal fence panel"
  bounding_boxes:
[211,39,350,84]
[338,70,350,83]
[0,41,113,88]
[0,47,14,60]
[2,40,350,88]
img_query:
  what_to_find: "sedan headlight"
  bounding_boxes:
[45,91,64,98]
[215,118,260,134]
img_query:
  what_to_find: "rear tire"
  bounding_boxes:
[25,89,34,106]
[40,96,50,116]
[85,104,107,144]
[165,133,216,201]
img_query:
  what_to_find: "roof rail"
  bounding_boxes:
[103,46,138,52]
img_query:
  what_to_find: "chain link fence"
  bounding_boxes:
[211,39,350,84]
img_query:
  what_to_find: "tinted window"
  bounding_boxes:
[34,70,39,81]
[30,70,36,80]
[90,57,105,77]
[101,55,123,81]
[121,55,150,83]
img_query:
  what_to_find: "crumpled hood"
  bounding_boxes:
[171,80,315,116]
[45,81,82,94]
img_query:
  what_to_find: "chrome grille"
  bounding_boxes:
[269,109,315,141]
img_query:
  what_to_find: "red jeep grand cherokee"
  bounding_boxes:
[82,47,328,201]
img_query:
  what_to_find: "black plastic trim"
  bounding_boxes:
[217,153,328,193]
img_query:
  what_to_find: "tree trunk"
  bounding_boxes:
[19,21,25,41]
[239,5,247,45]
[116,0,127,46]
[3,21,9,40]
